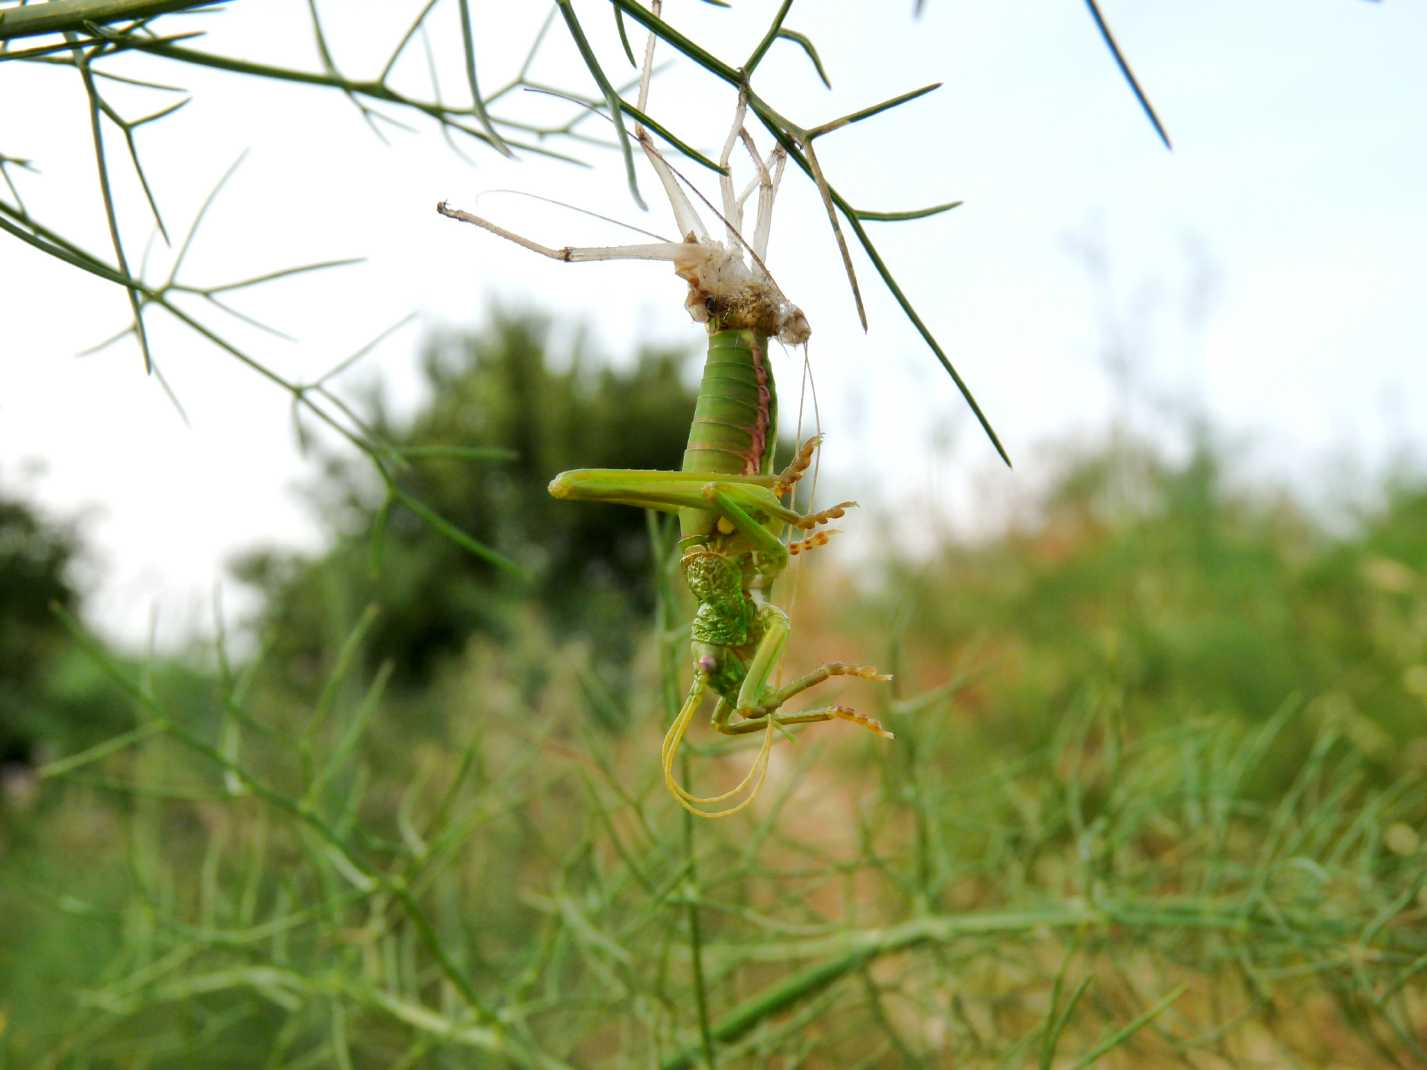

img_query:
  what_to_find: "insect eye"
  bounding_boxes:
[704,296,718,314]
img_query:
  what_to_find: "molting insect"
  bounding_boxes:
[438,10,891,817]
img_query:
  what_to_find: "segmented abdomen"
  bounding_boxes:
[681,329,777,481]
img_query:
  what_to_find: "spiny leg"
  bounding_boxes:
[701,480,855,534]
[768,436,856,528]
[714,700,894,741]
[787,531,836,556]
[773,434,823,498]
[713,605,893,739]
[713,657,894,740]
[792,500,856,529]
[758,662,893,710]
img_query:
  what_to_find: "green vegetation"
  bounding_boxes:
[3,321,1426,1067]
[233,313,697,696]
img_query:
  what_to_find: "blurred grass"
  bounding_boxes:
[4,425,1427,1066]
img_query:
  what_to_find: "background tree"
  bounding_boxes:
[0,491,145,775]
[233,312,698,691]
[0,493,84,767]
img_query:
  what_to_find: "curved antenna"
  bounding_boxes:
[474,189,673,244]
[780,341,823,677]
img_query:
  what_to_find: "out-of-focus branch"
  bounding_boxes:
[0,0,224,40]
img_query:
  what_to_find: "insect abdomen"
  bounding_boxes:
[681,329,777,480]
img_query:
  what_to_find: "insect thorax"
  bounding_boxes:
[683,549,751,641]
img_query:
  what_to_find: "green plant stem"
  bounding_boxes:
[681,772,715,1069]
[660,894,1424,1069]
[0,0,223,40]
[71,38,584,164]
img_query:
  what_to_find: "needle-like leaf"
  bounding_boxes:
[455,0,511,157]
[556,0,646,210]
[775,29,830,89]
[1081,0,1172,150]
[855,201,962,222]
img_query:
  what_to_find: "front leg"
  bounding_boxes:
[548,467,852,541]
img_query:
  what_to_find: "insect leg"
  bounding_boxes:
[705,483,856,532]
[629,8,707,248]
[703,487,790,572]
[436,202,687,265]
[718,90,750,246]
[548,467,848,547]
[757,663,893,709]
[711,607,894,740]
[748,137,788,263]
[548,469,776,516]
[787,531,837,556]
[772,435,823,498]
[717,704,893,740]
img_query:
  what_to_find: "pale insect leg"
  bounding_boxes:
[637,131,708,242]
[635,0,660,119]
[718,91,750,247]
[435,203,690,267]
[751,142,789,263]
[734,148,783,226]
[629,0,707,242]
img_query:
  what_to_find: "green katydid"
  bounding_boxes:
[437,22,890,817]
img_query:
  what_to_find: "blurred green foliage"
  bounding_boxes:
[0,493,138,770]
[4,330,1427,1066]
[0,493,81,764]
[872,434,1427,785]
[233,312,698,695]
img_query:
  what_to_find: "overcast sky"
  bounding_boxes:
[3,0,1424,645]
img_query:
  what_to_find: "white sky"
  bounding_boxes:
[2,0,1424,646]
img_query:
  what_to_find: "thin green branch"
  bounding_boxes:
[1065,984,1186,1068]
[377,0,439,84]
[74,37,154,371]
[742,0,792,77]
[855,201,961,222]
[190,256,366,296]
[612,3,637,67]
[554,0,645,210]
[395,490,528,579]
[455,0,511,156]
[0,0,224,40]
[775,28,829,89]
[1,26,194,59]
[808,82,940,139]
[0,201,134,287]
[101,37,589,165]
[1081,0,1172,150]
